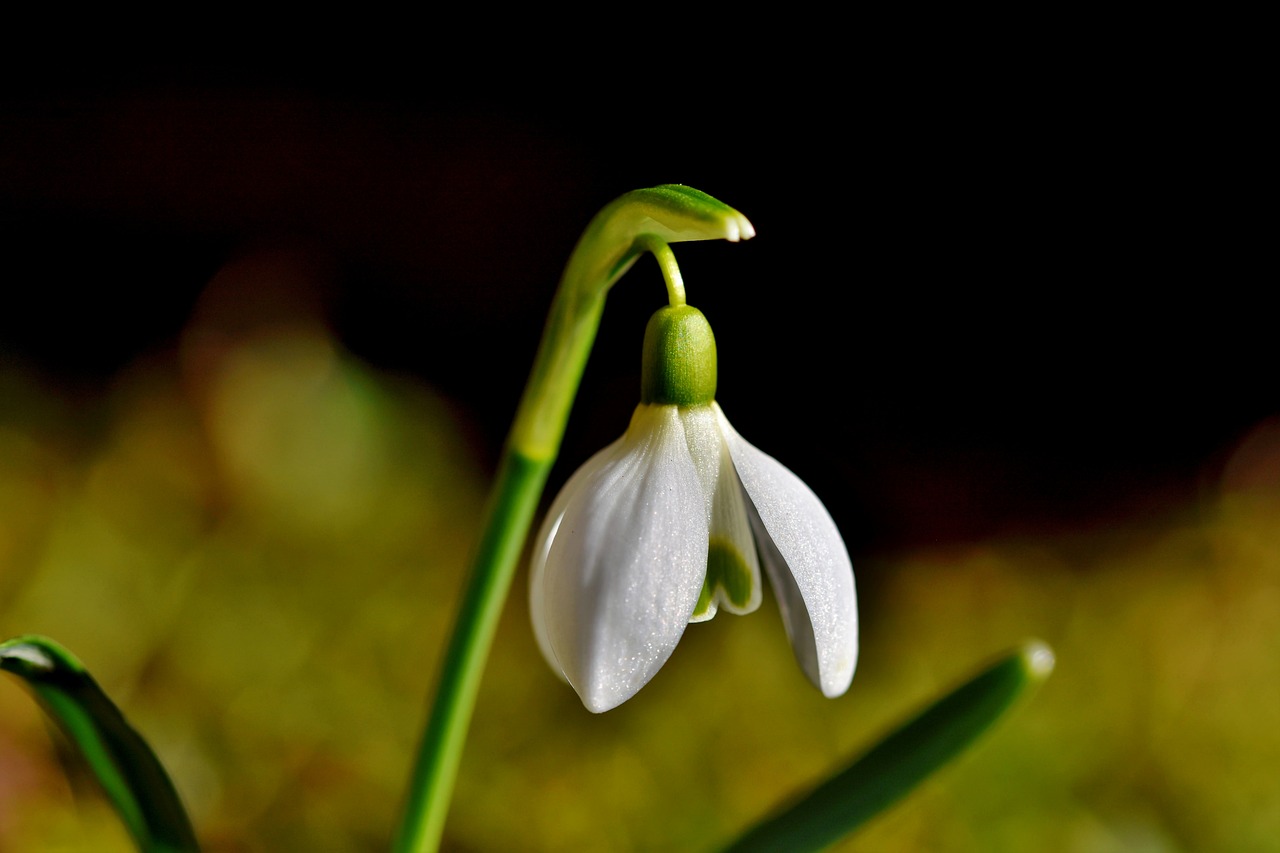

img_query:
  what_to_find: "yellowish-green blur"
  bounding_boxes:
[4,257,1280,851]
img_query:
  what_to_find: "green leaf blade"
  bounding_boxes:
[723,641,1055,853]
[1,635,199,853]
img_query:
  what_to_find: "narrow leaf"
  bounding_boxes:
[1,635,199,853]
[723,640,1055,853]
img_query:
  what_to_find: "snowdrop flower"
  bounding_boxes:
[530,303,857,712]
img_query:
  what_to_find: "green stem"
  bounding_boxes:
[637,234,686,306]
[391,451,548,853]
[390,185,754,853]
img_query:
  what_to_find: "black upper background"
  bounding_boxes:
[0,39,1266,568]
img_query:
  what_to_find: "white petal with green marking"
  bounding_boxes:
[678,405,761,622]
[715,402,858,698]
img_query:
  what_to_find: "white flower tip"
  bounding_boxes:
[725,212,756,242]
[819,649,858,698]
[1023,640,1056,680]
[564,651,661,714]
[571,655,663,713]
[581,685,628,714]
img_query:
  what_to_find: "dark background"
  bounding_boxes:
[1,43,1265,565]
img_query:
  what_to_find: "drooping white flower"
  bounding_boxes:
[529,304,857,713]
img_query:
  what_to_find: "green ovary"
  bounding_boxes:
[692,536,756,620]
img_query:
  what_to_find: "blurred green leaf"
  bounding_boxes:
[722,640,1055,853]
[1,635,199,853]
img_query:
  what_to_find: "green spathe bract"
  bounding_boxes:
[641,304,718,407]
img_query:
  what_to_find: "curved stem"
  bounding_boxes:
[636,234,686,306]
[391,186,754,853]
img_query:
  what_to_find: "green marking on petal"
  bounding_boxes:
[693,578,716,620]
[691,538,758,622]
[708,536,755,610]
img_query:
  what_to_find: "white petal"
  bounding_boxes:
[529,436,626,682]
[675,404,721,524]
[681,406,762,620]
[715,403,858,698]
[541,405,708,712]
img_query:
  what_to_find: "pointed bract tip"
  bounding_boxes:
[1021,640,1055,680]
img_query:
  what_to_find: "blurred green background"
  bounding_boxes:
[1,36,1269,852]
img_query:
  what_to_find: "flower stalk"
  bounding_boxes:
[392,186,754,853]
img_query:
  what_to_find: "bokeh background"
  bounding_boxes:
[0,37,1270,852]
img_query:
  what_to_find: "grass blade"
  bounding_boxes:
[1,634,199,852]
[723,640,1055,853]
